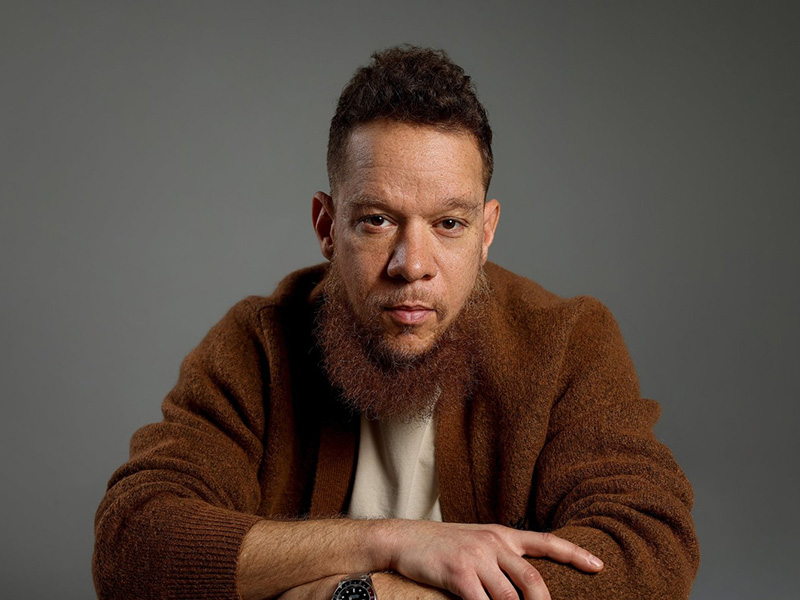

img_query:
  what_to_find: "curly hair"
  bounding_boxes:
[327,45,493,194]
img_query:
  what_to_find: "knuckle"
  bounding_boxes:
[475,529,492,542]
[452,580,482,600]
[538,531,554,545]
[493,524,515,540]
[461,588,485,600]
[522,566,543,586]
[564,541,581,561]
[483,530,502,547]
[479,528,511,551]
[447,561,468,580]
[460,543,485,562]
[498,586,519,600]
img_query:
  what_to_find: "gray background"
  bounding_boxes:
[1,1,798,598]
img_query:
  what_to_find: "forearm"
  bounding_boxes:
[237,519,395,600]
[94,493,262,600]
[239,519,602,600]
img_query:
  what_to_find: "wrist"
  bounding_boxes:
[331,573,376,600]
[363,519,401,571]
[317,575,347,599]
[370,571,455,600]
[370,572,397,596]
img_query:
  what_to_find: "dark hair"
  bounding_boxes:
[327,45,493,194]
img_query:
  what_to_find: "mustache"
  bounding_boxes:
[366,288,445,317]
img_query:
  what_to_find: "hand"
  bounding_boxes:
[386,521,604,600]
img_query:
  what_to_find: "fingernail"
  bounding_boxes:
[590,556,604,568]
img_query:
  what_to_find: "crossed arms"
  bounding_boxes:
[237,518,604,600]
[93,291,699,600]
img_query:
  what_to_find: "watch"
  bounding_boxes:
[331,573,376,600]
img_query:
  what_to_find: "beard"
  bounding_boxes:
[314,262,490,422]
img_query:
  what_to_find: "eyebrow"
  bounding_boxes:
[348,195,482,215]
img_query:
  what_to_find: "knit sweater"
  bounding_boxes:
[93,262,699,599]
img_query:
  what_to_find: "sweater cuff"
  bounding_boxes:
[156,499,262,600]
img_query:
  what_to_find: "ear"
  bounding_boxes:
[312,191,336,260]
[481,198,501,264]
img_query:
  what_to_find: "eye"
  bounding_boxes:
[436,218,465,234]
[366,215,387,227]
[357,214,393,231]
[440,218,460,230]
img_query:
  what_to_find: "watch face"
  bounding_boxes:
[337,581,375,600]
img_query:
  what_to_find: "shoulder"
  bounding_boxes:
[484,262,617,339]
[221,263,329,323]
[479,264,639,419]
[196,264,329,353]
[482,262,631,388]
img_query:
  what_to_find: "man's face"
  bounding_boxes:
[313,120,500,359]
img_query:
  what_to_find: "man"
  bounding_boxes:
[93,46,699,600]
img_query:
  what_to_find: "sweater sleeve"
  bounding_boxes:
[93,299,270,600]
[527,299,699,599]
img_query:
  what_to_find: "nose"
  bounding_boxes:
[386,223,437,282]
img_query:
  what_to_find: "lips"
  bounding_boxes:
[383,304,436,325]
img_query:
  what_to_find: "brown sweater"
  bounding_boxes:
[93,263,699,599]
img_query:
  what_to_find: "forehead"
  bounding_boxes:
[336,121,485,210]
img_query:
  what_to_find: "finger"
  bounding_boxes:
[452,572,491,600]
[477,567,525,600]
[517,531,604,573]
[496,553,551,600]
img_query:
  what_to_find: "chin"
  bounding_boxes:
[380,331,438,361]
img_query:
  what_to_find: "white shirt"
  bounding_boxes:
[348,413,442,521]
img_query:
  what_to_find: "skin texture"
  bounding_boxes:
[236,122,603,600]
[238,519,603,600]
[312,120,500,359]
